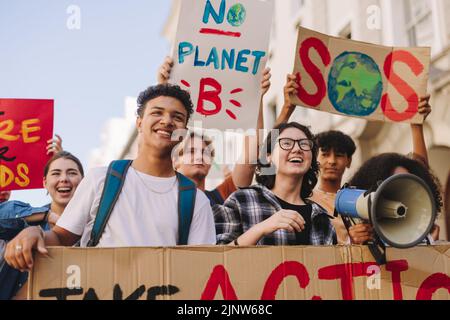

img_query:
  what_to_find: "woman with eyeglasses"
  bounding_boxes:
[214,122,336,246]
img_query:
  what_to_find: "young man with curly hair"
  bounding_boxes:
[6,84,216,272]
[310,131,357,244]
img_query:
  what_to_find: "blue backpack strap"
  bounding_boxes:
[205,189,224,206]
[87,160,132,247]
[176,172,197,245]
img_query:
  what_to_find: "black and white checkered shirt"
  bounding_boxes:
[214,185,336,246]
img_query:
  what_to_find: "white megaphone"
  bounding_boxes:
[335,174,437,250]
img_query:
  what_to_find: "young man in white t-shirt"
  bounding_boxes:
[5,84,216,271]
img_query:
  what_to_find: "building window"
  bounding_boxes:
[404,0,434,46]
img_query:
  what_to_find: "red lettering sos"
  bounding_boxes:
[296,37,425,122]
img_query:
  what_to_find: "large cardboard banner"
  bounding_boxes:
[170,0,274,131]
[0,99,54,191]
[29,246,449,300]
[293,27,431,123]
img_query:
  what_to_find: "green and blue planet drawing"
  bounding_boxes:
[328,52,383,117]
[227,3,246,27]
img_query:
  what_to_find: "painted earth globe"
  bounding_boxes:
[328,52,383,117]
[227,3,246,27]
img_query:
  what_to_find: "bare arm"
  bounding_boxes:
[275,74,298,127]
[410,95,431,166]
[232,68,271,188]
[46,226,80,246]
[5,226,80,271]
[23,212,47,224]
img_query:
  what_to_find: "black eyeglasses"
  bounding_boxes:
[278,138,314,151]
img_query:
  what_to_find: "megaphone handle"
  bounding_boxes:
[341,216,355,236]
[368,238,387,265]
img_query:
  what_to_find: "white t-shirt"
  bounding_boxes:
[57,167,216,247]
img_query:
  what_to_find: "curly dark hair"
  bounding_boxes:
[349,153,443,213]
[44,151,84,178]
[256,122,319,200]
[315,130,356,157]
[136,84,194,123]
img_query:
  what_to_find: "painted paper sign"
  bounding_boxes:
[293,27,431,123]
[170,0,274,130]
[0,99,54,191]
[30,246,449,300]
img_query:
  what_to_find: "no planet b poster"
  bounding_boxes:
[170,0,274,131]
[293,27,431,124]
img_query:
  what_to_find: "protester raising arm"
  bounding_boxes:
[275,74,298,127]
[232,68,271,188]
[410,95,431,166]
[410,95,441,240]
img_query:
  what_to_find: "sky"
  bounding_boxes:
[0,0,172,205]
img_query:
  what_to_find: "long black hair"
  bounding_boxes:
[349,153,443,213]
[256,122,319,200]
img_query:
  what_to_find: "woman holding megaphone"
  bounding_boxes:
[346,153,443,245]
[341,94,442,245]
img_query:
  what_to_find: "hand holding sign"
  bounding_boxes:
[46,134,63,155]
[158,57,174,85]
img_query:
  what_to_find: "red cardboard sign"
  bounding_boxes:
[0,99,54,191]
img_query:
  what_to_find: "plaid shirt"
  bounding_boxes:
[214,185,336,246]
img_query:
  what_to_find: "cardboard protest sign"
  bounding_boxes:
[293,27,431,123]
[29,245,449,300]
[0,99,54,191]
[170,0,274,131]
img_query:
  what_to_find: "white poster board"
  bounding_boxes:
[170,0,274,131]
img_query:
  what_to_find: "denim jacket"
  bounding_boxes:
[0,201,50,240]
[0,201,50,300]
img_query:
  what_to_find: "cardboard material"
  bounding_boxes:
[29,245,449,300]
[170,0,274,131]
[0,99,54,191]
[293,27,431,123]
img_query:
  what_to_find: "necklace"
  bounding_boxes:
[133,168,178,194]
[317,188,336,197]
